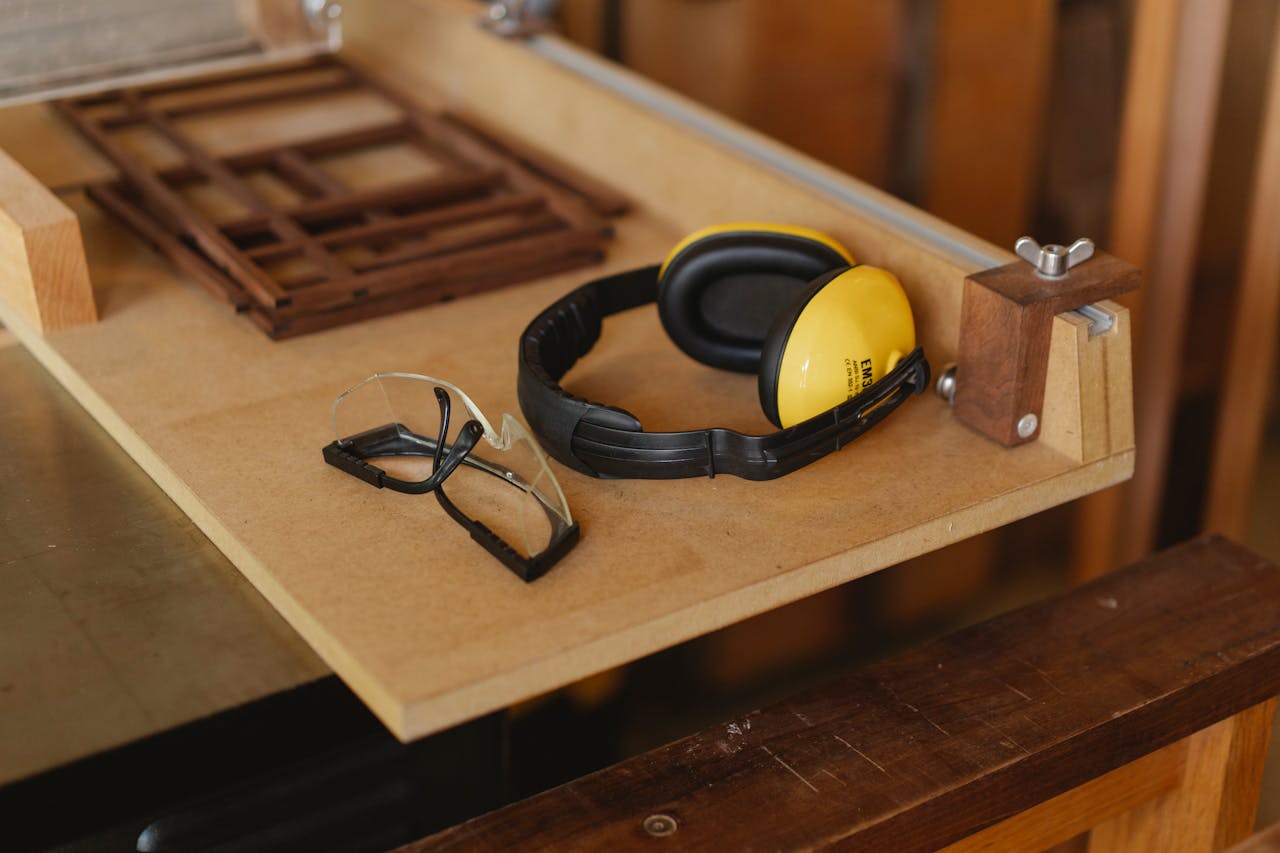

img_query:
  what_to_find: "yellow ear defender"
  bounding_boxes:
[656,223,917,428]
[518,223,929,479]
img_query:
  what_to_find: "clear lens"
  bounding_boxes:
[332,372,499,448]
[333,373,447,482]
[331,374,573,560]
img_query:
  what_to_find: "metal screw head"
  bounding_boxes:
[1016,413,1039,439]
[488,0,526,22]
[301,0,342,27]
[643,814,678,837]
[935,364,957,404]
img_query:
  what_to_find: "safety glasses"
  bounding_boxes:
[322,372,579,582]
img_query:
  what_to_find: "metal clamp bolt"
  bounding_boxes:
[483,0,546,37]
[302,0,342,23]
[936,364,957,404]
[1015,236,1094,278]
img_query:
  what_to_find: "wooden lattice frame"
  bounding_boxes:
[56,56,620,338]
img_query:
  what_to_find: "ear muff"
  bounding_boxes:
[758,264,916,428]
[657,224,853,373]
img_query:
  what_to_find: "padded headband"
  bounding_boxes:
[517,266,931,480]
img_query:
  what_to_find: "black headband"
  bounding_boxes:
[516,265,930,480]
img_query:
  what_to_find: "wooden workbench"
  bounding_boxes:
[0,339,327,785]
[0,0,1134,741]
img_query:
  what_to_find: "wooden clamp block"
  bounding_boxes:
[953,250,1139,446]
[0,148,96,333]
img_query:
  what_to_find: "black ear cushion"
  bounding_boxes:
[658,231,850,373]
[757,267,849,428]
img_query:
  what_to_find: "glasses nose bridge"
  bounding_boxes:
[325,373,579,580]
[427,386,487,487]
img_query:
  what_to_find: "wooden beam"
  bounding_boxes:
[1041,301,1135,464]
[404,536,1280,852]
[0,148,96,333]
[1204,10,1280,539]
[556,0,608,55]
[1074,0,1231,579]
[924,0,1057,247]
[1121,0,1232,564]
[940,743,1186,853]
[618,0,750,122]
[1088,699,1277,852]
[738,0,906,187]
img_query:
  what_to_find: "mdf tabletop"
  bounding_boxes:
[0,0,1136,742]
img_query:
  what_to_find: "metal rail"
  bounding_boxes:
[526,36,1005,271]
[524,34,1116,334]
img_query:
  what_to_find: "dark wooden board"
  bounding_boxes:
[405,535,1280,852]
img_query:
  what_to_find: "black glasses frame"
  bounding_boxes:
[322,387,579,582]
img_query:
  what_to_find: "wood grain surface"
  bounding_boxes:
[1205,8,1280,541]
[0,148,96,331]
[0,343,326,786]
[954,252,1139,445]
[925,0,1057,248]
[0,0,1135,741]
[1089,699,1277,852]
[1075,0,1234,579]
[406,536,1280,852]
